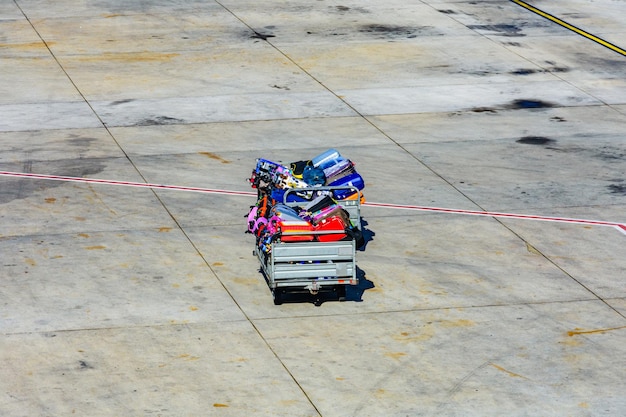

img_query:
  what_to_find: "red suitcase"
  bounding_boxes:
[314,215,348,242]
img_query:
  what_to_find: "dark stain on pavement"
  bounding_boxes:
[607,183,626,195]
[358,24,430,39]
[510,67,569,75]
[0,159,106,204]
[517,136,556,145]
[507,99,554,109]
[137,116,185,126]
[470,99,554,113]
[110,99,135,105]
[594,147,625,161]
[68,136,98,148]
[332,5,369,14]
[467,24,525,37]
[250,31,275,40]
[511,68,537,75]
[471,107,498,113]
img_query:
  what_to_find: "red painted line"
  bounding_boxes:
[0,171,256,197]
[2,170,625,234]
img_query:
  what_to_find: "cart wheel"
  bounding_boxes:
[337,285,347,301]
[272,289,283,305]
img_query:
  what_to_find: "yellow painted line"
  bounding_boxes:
[510,0,626,57]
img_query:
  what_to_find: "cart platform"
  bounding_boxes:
[253,186,362,305]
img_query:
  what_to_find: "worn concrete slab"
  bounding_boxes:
[0,321,318,416]
[0,102,101,132]
[52,43,328,101]
[499,215,626,299]
[91,93,357,127]
[0,128,126,163]
[1,0,625,416]
[108,117,390,156]
[401,135,626,211]
[14,0,219,18]
[253,300,626,416]
[369,105,626,145]
[513,0,626,46]
[338,80,603,116]
[0,228,245,333]
[611,298,626,316]
[0,158,176,236]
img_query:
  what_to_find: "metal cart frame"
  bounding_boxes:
[254,186,361,305]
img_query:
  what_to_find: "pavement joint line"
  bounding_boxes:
[510,0,626,57]
[2,170,625,236]
[250,298,607,322]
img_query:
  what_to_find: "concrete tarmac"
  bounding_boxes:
[1,1,625,416]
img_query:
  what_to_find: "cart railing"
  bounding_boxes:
[282,185,361,231]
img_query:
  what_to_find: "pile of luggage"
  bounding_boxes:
[246,149,365,254]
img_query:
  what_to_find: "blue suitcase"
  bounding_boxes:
[328,172,365,200]
[312,148,341,168]
[271,187,312,203]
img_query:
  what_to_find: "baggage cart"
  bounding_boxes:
[253,186,362,305]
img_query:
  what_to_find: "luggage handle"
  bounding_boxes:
[280,230,346,236]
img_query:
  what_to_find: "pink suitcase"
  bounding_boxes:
[325,164,355,185]
[311,205,351,226]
